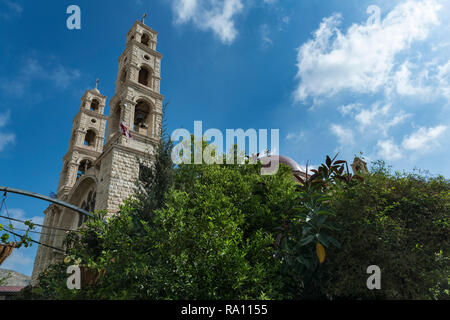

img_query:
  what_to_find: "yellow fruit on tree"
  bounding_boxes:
[316,242,326,263]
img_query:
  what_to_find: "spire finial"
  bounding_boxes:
[95,78,99,89]
[141,13,147,24]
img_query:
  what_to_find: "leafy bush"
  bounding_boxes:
[321,162,449,299]
[23,151,449,299]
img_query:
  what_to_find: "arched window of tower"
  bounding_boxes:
[134,100,152,135]
[141,33,150,46]
[90,99,100,112]
[78,190,95,227]
[77,159,92,179]
[138,67,152,88]
[84,129,96,147]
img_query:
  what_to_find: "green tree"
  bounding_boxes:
[320,161,449,299]
[23,153,449,300]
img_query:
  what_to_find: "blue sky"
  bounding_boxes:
[0,0,449,276]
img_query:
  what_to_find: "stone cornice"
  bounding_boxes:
[96,133,157,165]
[73,146,102,158]
[83,89,107,99]
[128,20,158,36]
[133,40,162,58]
[118,41,162,63]
[77,109,108,120]
[63,147,102,161]
[130,130,160,144]
[129,81,164,100]
[109,82,164,106]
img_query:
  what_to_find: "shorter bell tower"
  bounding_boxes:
[56,82,108,199]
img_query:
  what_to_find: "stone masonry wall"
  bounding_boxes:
[97,146,143,215]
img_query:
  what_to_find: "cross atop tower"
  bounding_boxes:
[141,13,147,24]
[95,78,99,89]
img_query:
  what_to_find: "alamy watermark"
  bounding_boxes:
[170,121,281,175]
[366,265,381,290]
[66,265,81,290]
[66,5,81,30]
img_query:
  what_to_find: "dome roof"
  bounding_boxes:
[259,155,303,171]
[259,155,307,182]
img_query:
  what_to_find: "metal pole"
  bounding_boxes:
[0,186,93,218]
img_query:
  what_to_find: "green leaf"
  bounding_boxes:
[296,256,311,269]
[316,215,328,227]
[326,235,341,249]
[317,234,329,247]
[1,233,9,243]
[299,235,315,247]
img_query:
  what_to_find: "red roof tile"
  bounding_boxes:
[0,286,25,293]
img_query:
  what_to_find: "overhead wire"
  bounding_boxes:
[4,226,69,237]
[0,190,94,256]
[0,194,77,253]
[0,214,79,232]
[1,194,17,241]
[3,228,66,253]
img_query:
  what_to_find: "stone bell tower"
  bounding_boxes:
[57,83,108,199]
[31,18,164,283]
[95,18,163,214]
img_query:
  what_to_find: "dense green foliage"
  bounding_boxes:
[18,129,449,299]
[322,163,449,299]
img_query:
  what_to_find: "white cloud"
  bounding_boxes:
[355,102,410,136]
[0,208,43,274]
[294,0,442,101]
[0,111,15,152]
[339,103,361,115]
[3,208,44,233]
[286,131,305,143]
[0,56,80,97]
[0,111,10,128]
[355,103,390,128]
[437,59,450,99]
[4,0,22,14]
[172,0,244,44]
[402,125,447,151]
[0,79,25,97]
[331,124,354,146]
[281,16,289,23]
[21,58,81,89]
[298,163,318,175]
[260,24,272,48]
[339,102,410,137]
[0,0,23,20]
[375,125,447,162]
[1,250,33,272]
[393,61,434,97]
[0,132,14,152]
[377,138,403,161]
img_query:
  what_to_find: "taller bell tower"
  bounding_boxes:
[96,18,164,214]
